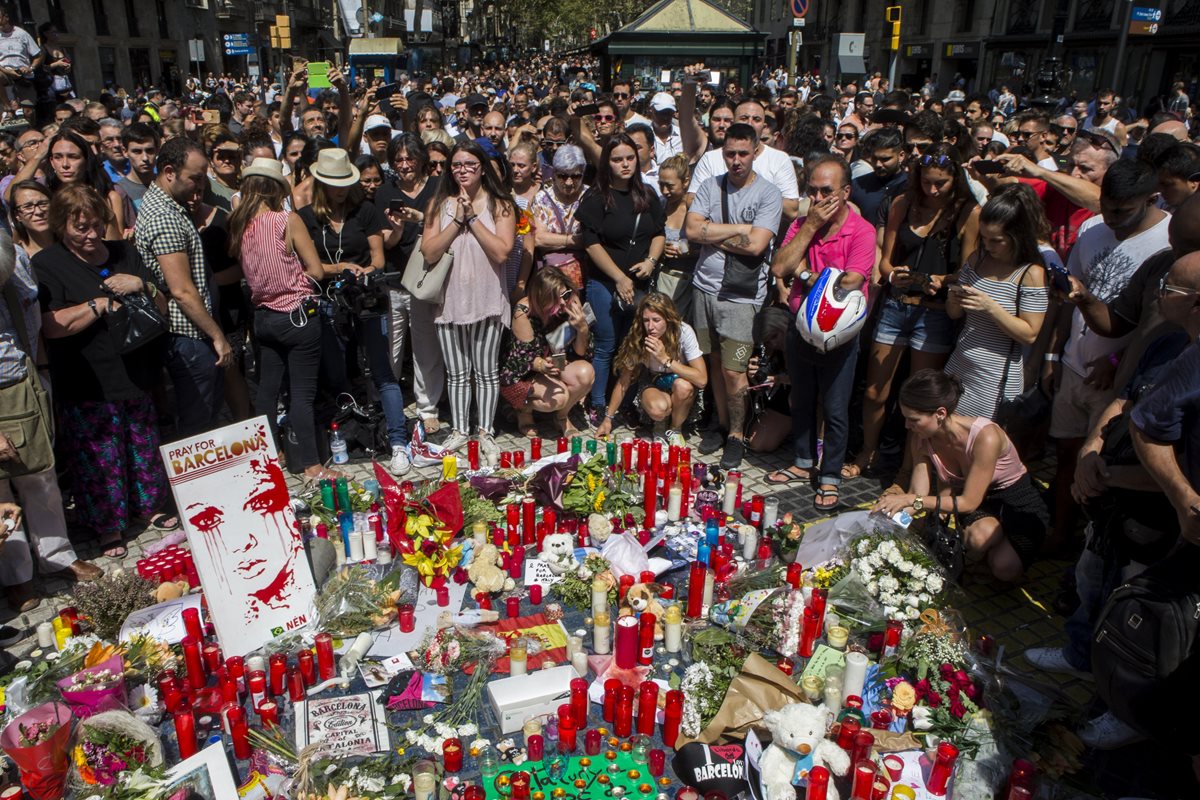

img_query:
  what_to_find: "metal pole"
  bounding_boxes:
[1110,0,1132,95]
[888,51,897,90]
[787,30,797,79]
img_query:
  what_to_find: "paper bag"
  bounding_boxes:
[677,653,806,746]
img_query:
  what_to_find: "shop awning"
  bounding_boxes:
[348,37,404,57]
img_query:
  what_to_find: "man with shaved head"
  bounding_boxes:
[1149,117,1189,142]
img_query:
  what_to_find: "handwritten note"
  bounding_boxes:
[295,692,389,755]
[799,644,845,681]
[523,559,564,589]
[119,595,203,645]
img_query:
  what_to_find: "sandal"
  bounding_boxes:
[98,532,127,559]
[813,485,841,512]
[148,512,180,531]
[766,466,813,485]
[516,412,539,439]
[841,461,879,480]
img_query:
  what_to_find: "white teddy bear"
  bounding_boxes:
[759,702,851,800]
[538,532,578,574]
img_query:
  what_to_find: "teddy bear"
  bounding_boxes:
[538,532,578,575]
[618,582,666,640]
[467,541,515,594]
[759,702,851,800]
[587,513,614,545]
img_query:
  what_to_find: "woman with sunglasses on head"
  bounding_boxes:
[41,130,124,239]
[500,268,594,438]
[376,133,446,436]
[522,143,589,297]
[594,292,706,445]
[576,133,665,427]
[846,142,980,480]
[420,141,517,465]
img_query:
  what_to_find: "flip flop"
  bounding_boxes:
[99,533,127,559]
[813,485,841,512]
[148,512,180,531]
[766,466,813,485]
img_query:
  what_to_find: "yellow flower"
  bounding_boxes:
[587,474,597,493]
[593,491,606,512]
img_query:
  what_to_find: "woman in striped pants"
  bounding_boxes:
[420,141,516,466]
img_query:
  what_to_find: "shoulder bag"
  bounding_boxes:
[402,210,455,303]
[994,264,1051,436]
[0,281,54,478]
[718,175,765,300]
[613,211,646,313]
[105,288,169,354]
[922,494,965,582]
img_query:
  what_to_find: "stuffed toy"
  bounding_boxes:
[539,532,578,574]
[619,582,666,640]
[467,541,515,594]
[587,513,614,545]
[760,702,850,800]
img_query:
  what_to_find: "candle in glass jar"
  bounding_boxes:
[182,607,204,642]
[248,670,267,710]
[531,438,542,461]
[443,737,464,772]
[849,761,876,800]
[507,595,521,618]
[413,764,438,800]
[663,604,682,652]
[558,718,578,753]
[173,708,197,759]
[614,687,634,738]
[436,585,450,606]
[603,678,622,722]
[592,576,609,616]
[826,625,850,650]
[314,633,336,681]
[762,496,779,529]
[805,766,830,800]
[572,649,588,677]
[570,677,589,726]
[637,681,659,736]
[527,733,545,761]
[268,653,287,696]
[662,690,683,748]
[398,603,415,633]
[592,610,611,654]
[648,749,666,777]
[181,636,205,689]
[926,741,959,796]
[258,699,279,727]
[287,668,305,702]
[297,649,316,686]
[614,615,639,669]
[530,584,543,604]
[202,643,222,673]
[510,637,528,676]
[585,728,603,755]
[686,561,706,618]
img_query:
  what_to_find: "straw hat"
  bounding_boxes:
[240,157,288,188]
[311,148,360,187]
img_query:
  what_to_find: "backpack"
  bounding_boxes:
[1092,542,1200,743]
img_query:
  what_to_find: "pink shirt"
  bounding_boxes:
[923,416,1027,490]
[435,199,512,327]
[782,208,875,314]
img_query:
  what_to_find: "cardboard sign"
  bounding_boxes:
[119,594,203,645]
[160,417,317,657]
[522,558,563,589]
[295,692,390,755]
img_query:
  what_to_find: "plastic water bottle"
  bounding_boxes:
[329,423,349,465]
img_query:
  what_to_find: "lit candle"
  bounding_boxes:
[173,708,197,759]
[663,605,682,653]
[182,607,204,642]
[510,637,528,676]
[849,761,876,800]
[268,652,287,696]
[314,633,336,681]
[181,636,205,689]
[686,561,706,619]
[258,699,279,727]
[826,625,850,650]
[615,616,639,669]
[443,737,464,772]
[593,611,611,655]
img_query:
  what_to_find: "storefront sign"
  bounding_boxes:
[905,44,932,58]
[161,417,317,657]
[943,42,980,58]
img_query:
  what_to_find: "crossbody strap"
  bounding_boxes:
[996,262,1033,409]
[2,280,35,372]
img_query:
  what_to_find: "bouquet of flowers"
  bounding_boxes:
[57,654,127,718]
[708,587,805,655]
[562,454,644,522]
[553,553,617,611]
[762,511,804,560]
[401,510,465,588]
[676,626,748,738]
[847,532,947,621]
[0,702,73,800]
[68,710,163,791]
[315,565,410,636]
[73,571,158,640]
[303,756,418,799]
[807,557,849,589]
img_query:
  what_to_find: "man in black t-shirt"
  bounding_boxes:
[849,127,907,229]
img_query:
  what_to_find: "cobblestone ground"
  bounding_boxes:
[0,405,1159,798]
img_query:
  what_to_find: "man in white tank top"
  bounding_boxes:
[1084,90,1128,147]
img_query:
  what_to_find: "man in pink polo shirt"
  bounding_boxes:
[767,155,876,510]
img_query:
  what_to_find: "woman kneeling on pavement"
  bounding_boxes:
[873,369,1047,582]
[595,293,707,445]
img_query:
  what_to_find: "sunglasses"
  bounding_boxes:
[1049,123,1077,136]
[919,154,953,167]
[612,92,630,99]
[593,114,616,122]
[542,140,567,149]
[213,149,241,160]
[805,185,837,197]
[1081,130,1119,155]
[907,141,934,154]
[1012,130,1039,140]
[836,131,858,139]
[556,172,583,182]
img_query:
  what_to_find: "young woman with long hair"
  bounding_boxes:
[420,141,517,464]
[594,292,707,444]
[654,154,699,320]
[847,143,980,478]
[42,130,124,238]
[575,132,665,425]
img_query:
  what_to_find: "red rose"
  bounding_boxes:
[953,670,971,686]
[926,691,942,708]
[964,683,978,700]
[914,679,931,699]
[939,663,955,679]
[949,698,967,719]
[453,567,468,584]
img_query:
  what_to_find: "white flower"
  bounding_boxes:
[912,565,928,579]
[927,575,945,593]
[912,707,934,731]
[904,605,919,619]
[422,714,435,724]
[899,560,914,572]
[905,594,920,608]
[458,723,478,737]
[362,776,385,793]
[406,730,419,744]
[866,580,878,595]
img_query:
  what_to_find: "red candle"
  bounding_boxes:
[621,440,633,471]
[618,574,635,601]
[202,643,222,673]
[477,592,492,610]
[570,677,589,727]
[648,748,666,777]
[786,562,803,589]
[228,705,251,759]
[679,469,691,519]
[638,613,656,666]
[268,653,287,696]
[287,668,305,702]
[615,615,639,669]
[435,585,450,606]
[182,607,203,642]
[163,688,182,714]
[527,733,544,761]
[637,681,659,735]
[812,588,829,638]
[500,451,512,469]
[749,495,764,527]
[882,618,902,657]
[297,650,316,686]
[584,728,602,755]
[662,689,683,747]
[512,773,532,800]
[836,717,861,749]
[636,439,649,472]
[507,596,521,618]
[643,468,657,522]
[650,441,662,474]
[603,679,622,722]
[659,583,675,600]
[558,717,578,753]
[181,636,205,689]
[850,761,876,800]
[398,603,416,632]
[870,709,893,729]
[258,699,279,727]
[510,544,526,580]
[850,730,874,768]
[799,607,819,657]
[530,584,543,604]
[521,498,536,544]
[926,741,959,796]
[157,669,177,696]
[468,439,480,470]
[686,561,706,619]
[805,766,830,800]
[248,670,267,710]
[443,737,464,772]
[557,436,569,454]
[531,438,542,460]
[314,633,336,681]
[614,686,634,737]
[173,708,197,758]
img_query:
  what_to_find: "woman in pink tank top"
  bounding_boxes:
[874,369,1048,581]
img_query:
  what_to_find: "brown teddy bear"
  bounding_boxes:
[618,582,666,640]
[467,541,515,595]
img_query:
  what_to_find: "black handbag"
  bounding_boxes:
[992,264,1049,436]
[105,289,169,354]
[613,211,648,313]
[718,176,764,300]
[922,495,965,582]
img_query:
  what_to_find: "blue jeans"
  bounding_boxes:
[586,278,634,408]
[164,334,223,437]
[786,326,859,486]
[360,315,409,447]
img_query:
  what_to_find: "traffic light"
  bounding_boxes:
[886,6,901,51]
[275,14,292,49]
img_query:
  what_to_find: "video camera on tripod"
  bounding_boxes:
[329,269,404,320]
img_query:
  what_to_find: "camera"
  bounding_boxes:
[751,343,781,387]
[329,270,401,320]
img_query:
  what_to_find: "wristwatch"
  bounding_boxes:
[911,495,924,512]
[798,269,813,285]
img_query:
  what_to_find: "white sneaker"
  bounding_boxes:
[1022,647,1093,680]
[389,445,412,476]
[1078,711,1146,750]
[478,431,500,467]
[439,430,470,454]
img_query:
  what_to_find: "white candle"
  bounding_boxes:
[741,525,758,561]
[566,635,583,661]
[762,497,779,529]
[413,772,436,800]
[701,570,714,613]
[592,577,609,617]
[376,542,393,565]
[334,534,346,566]
[572,650,589,677]
[842,651,868,705]
[663,606,682,653]
[348,530,364,562]
[36,622,53,649]
[246,655,266,674]
[593,611,611,654]
[666,485,682,521]
[362,532,378,561]
[722,478,738,515]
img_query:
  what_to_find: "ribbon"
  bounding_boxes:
[917,609,950,637]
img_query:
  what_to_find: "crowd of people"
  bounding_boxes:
[0,7,1197,772]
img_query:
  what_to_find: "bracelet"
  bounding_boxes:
[1043,353,1060,362]
[87,299,99,318]
[604,412,617,420]
[663,359,673,371]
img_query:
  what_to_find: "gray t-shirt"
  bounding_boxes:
[690,173,783,305]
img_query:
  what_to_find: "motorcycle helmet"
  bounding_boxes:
[795,267,867,353]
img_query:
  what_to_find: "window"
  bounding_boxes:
[45,0,66,30]
[93,0,110,35]
[130,47,152,89]
[156,0,169,38]
[99,46,117,87]
[125,0,139,36]
[918,0,931,35]
[958,0,975,31]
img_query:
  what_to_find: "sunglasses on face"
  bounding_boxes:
[805,185,837,197]
[836,131,858,139]
[907,141,933,154]
[1012,130,1039,140]
[593,114,615,122]
[429,160,446,170]
[556,172,583,182]
[1049,123,1077,136]
[612,92,630,99]
[213,149,241,161]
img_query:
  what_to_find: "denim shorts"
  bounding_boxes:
[873,296,955,354]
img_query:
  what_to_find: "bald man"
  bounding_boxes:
[481,111,507,153]
[1149,118,1189,142]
